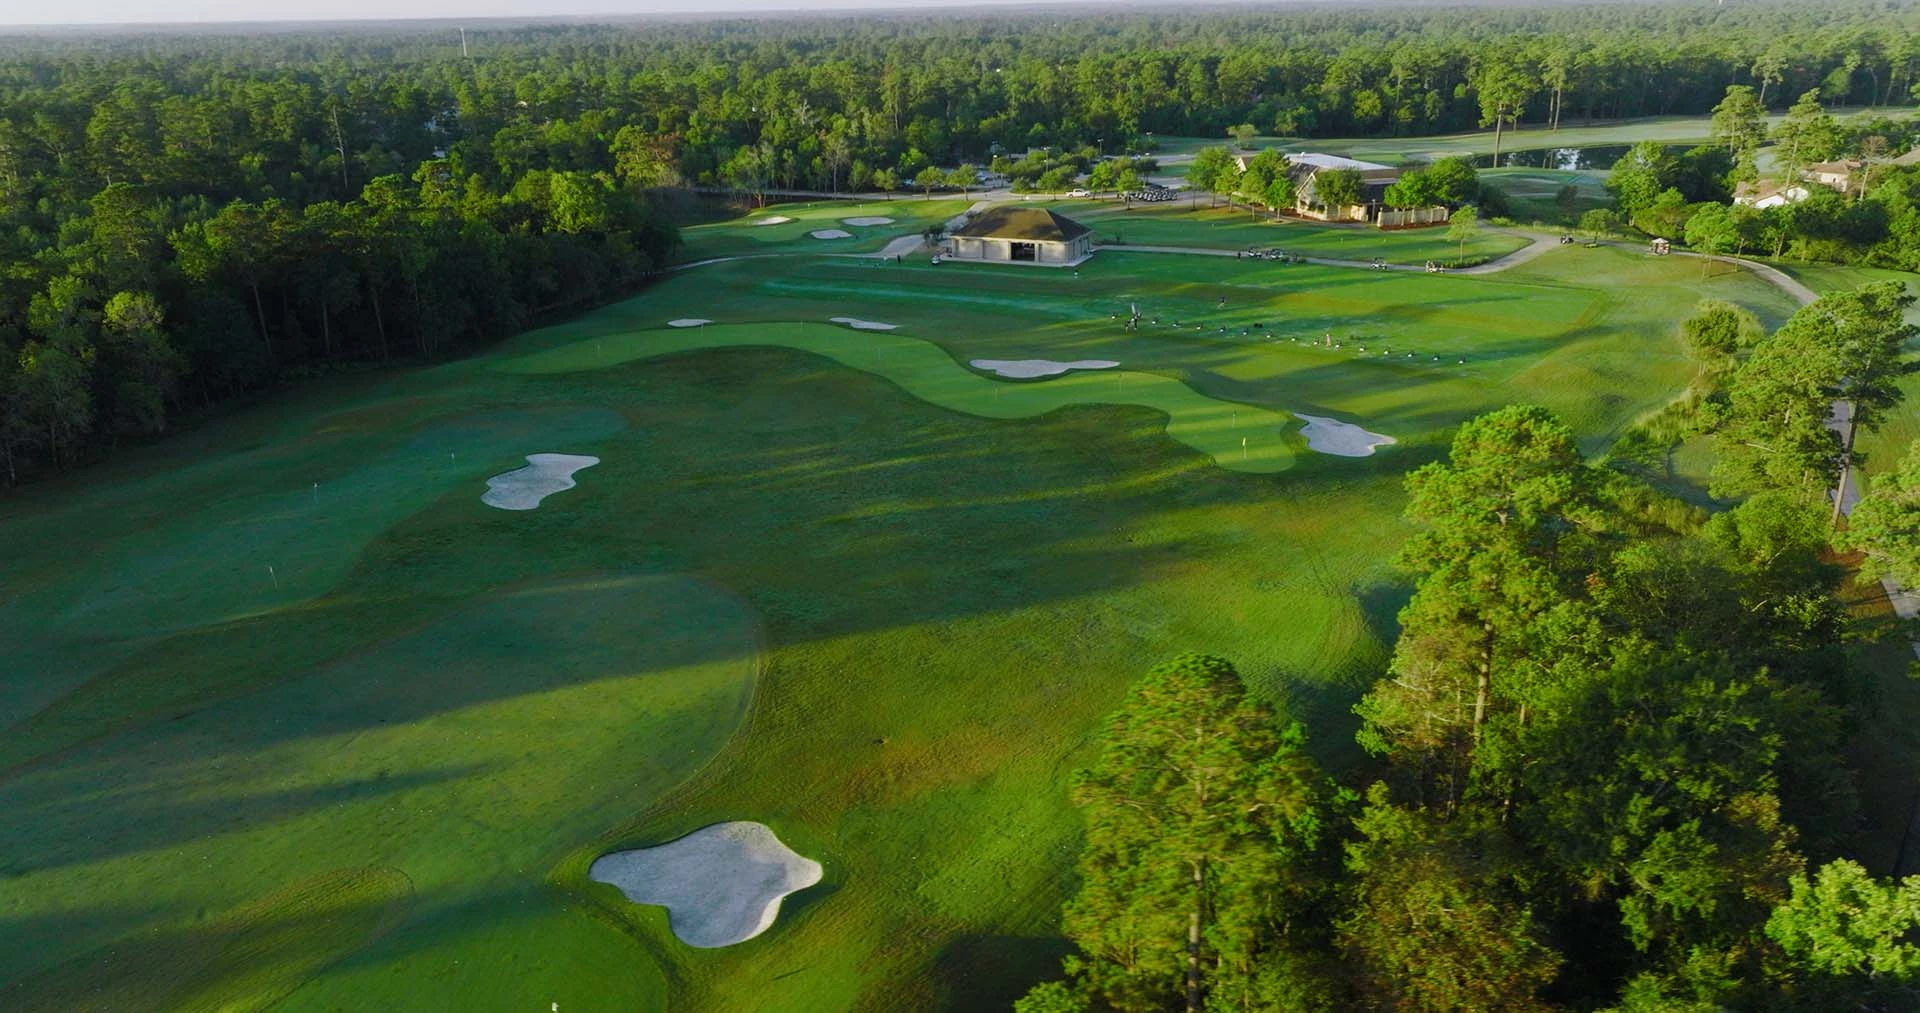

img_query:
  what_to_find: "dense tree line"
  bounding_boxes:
[1020,287,1920,1011]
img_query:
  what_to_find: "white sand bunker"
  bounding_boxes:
[590,821,823,948]
[971,358,1121,379]
[481,453,600,510]
[830,316,899,331]
[842,216,894,226]
[667,318,712,328]
[810,229,853,240]
[1294,413,1396,457]
[753,215,793,226]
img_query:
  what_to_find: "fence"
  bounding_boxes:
[1376,206,1451,229]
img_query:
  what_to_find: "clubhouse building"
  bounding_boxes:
[946,207,1095,265]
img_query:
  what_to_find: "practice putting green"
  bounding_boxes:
[499,320,1303,472]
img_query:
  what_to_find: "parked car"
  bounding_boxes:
[1066,188,1091,198]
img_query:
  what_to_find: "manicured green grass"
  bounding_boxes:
[676,198,971,262]
[0,218,1807,1011]
[1153,107,1915,164]
[1,574,756,1012]
[1046,200,1528,263]
[503,321,1302,472]
[1774,263,1920,324]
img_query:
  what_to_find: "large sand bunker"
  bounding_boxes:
[481,453,600,510]
[830,316,899,331]
[752,216,793,226]
[972,358,1120,379]
[668,318,712,328]
[1294,413,1395,457]
[590,821,822,948]
[810,229,853,240]
[842,216,895,226]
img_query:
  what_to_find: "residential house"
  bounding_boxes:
[1733,180,1812,209]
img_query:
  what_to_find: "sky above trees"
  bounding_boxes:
[2,0,1050,29]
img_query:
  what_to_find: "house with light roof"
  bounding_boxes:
[1281,153,1402,222]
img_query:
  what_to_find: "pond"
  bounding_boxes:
[1464,144,1687,171]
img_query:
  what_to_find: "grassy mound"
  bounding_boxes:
[500,320,1302,473]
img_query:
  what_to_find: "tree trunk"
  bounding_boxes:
[1491,112,1504,168]
[1187,861,1204,1013]
[368,278,389,359]
[1472,623,1494,743]
[249,280,272,357]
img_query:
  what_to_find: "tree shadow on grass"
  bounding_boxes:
[3,346,1418,914]
[0,865,414,1013]
[931,933,1074,1012]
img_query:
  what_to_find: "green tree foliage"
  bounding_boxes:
[1846,440,1920,588]
[1445,205,1479,256]
[1313,168,1363,211]
[1235,149,1291,215]
[1595,493,1856,713]
[1262,176,1296,216]
[1711,282,1917,503]
[1044,654,1336,1013]
[1679,299,1764,368]
[1011,981,1088,1013]
[1766,860,1920,979]
[1607,142,1682,219]
[1382,169,1438,209]
[1470,56,1535,168]
[1683,202,1740,261]
[1514,650,1832,961]
[1802,283,1919,513]
[946,163,979,196]
[1709,85,1768,161]
[1424,156,1480,206]
[1772,90,1842,182]
[1339,786,1561,1012]
[1356,406,1613,799]
[1187,146,1237,197]
[1710,332,1845,499]
[97,290,182,436]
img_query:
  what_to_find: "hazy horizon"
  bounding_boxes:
[2,0,1107,29]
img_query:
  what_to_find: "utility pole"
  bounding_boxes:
[460,27,469,58]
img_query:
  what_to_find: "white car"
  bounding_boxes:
[1065,188,1091,198]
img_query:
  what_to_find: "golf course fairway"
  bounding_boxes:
[0,573,760,1012]
[499,321,1305,473]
